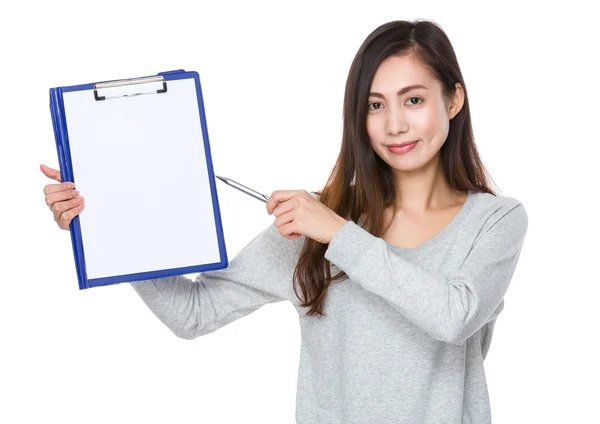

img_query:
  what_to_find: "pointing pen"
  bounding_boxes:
[215,175,270,203]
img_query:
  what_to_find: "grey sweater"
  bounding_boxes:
[131,189,528,424]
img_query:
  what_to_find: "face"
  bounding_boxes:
[366,53,463,175]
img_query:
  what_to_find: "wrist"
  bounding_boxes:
[330,217,348,243]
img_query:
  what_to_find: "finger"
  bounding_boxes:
[46,189,79,210]
[273,209,295,229]
[266,190,303,215]
[53,196,85,218]
[278,221,301,240]
[274,211,302,239]
[272,198,297,218]
[40,164,62,182]
[44,181,75,195]
[59,203,85,230]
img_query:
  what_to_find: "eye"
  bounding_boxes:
[406,96,422,105]
[368,101,383,111]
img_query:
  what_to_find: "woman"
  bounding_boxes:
[41,19,528,424]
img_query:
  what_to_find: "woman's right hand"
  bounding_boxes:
[40,164,85,231]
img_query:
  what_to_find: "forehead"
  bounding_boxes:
[370,54,438,91]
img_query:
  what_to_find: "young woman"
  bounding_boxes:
[41,19,528,424]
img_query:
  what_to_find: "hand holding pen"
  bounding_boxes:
[216,175,348,244]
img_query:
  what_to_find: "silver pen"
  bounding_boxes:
[216,175,270,203]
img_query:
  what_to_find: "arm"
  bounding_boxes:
[130,222,299,340]
[324,203,528,346]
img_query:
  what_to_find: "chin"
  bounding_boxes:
[383,152,436,173]
[388,162,426,173]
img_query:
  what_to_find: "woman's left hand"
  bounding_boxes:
[266,190,348,244]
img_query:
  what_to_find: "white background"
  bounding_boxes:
[2,1,598,423]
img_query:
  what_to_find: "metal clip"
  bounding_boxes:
[94,75,167,101]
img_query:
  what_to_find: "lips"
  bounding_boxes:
[387,140,419,154]
[387,140,418,147]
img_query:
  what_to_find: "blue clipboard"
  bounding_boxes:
[49,69,229,290]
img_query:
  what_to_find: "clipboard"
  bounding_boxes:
[49,69,229,290]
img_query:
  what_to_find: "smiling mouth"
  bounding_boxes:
[386,141,419,154]
[387,140,418,147]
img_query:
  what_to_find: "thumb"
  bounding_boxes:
[40,164,62,182]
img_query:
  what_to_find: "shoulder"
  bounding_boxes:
[470,190,528,237]
[473,190,527,218]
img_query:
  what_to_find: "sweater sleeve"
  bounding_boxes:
[130,222,299,340]
[324,203,528,346]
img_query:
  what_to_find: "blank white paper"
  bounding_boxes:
[62,77,222,280]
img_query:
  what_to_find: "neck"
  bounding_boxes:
[392,153,464,216]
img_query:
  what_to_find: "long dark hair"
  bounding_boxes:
[293,19,498,317]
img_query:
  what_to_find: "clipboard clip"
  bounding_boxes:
[94,75,168,101]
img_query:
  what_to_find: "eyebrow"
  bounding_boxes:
[369,84,428,98]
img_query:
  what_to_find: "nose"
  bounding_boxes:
[385,106,409,135]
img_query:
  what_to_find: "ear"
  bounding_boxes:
[448,82,465,120]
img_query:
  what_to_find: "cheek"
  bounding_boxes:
[366,116,378,140]
[366,118,383,153]
[366,115,390,151]
[429,108,450,143]
[413,107,437,132]
[415,106,448,141]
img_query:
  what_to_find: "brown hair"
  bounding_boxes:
[294,19,498,317]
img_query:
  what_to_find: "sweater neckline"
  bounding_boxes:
[358,190,478,254]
